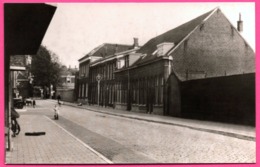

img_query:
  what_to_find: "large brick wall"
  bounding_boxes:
[179,73,255,126]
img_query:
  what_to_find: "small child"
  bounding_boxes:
[54,105,59,120]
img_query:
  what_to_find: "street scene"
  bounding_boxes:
[5,100,256,164]
[4,2,256,166]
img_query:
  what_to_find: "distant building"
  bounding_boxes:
[10,55,33,99]
[56,66,78,102]
[76,8,255,126]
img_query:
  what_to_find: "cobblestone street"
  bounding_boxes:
[5,100,256,164]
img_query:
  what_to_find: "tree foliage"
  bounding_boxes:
[31,45,62,88]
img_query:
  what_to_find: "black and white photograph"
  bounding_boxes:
[4,2,256,164]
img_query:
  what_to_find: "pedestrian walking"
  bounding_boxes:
[32,99,36,108]
[11,107,21,137]
[53,105,59,120]
[57,94,61,106]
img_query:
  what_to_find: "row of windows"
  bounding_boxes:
[87,84,115,106]
[79,62,89,77]
[115,76,164,105]
[78,83,88,98]
[79,75,164,106]
[80,54,130,81]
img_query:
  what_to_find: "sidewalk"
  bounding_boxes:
[55,99,255,141]
[5,112,110,164]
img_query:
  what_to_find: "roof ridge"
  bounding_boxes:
[135,7,217,65]
[160,7,217,42]
[167,7,217,55]
[102,42,132,47]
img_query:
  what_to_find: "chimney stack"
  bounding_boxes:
[237,13,243,32]
[134,38,139,48]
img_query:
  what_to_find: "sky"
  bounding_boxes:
[41,2,255,68]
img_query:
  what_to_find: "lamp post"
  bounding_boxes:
[96,74,102,106]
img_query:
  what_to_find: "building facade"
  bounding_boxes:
[77,8,255,125]
[77,40,140,105]
[56,66,78,102]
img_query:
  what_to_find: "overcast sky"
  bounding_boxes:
[41,2,255,68]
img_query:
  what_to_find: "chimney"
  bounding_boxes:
[133,38,139,48]
[237,13,243,32]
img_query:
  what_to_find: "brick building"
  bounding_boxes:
[77,7,255,125]
[10,55,33,99]
[76,40,140,105]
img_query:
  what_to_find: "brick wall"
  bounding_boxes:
[180,73,255,126]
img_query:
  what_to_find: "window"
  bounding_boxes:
[112,63,116,79]
[71,77,75,83]
[85,83,88,98]
[155,76,159,104]
[78,84,81,98]
[82,84,85,97]
[159,77,164,104]
[109,64,112,80]
[67,77,71,83]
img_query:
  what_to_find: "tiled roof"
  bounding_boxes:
[134,8,215,65]
[79,43,132,61]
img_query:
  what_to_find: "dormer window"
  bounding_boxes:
[157,42,174,56]
[117,59,125,69]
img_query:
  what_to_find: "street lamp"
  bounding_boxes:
[96,74,102,106]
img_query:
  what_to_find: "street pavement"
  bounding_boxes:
[59,100,255,140]
[5,99,256,164]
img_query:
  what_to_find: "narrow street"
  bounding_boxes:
[6,99,255,164]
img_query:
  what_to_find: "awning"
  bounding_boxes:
[4,3,56,55]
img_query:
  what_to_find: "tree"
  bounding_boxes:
[31,45,62,98]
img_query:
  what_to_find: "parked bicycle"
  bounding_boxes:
[11,107,20,137]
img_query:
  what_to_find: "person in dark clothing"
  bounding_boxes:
[57,94,61,106]
[32,99,36,108]
[11,107,20,137]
